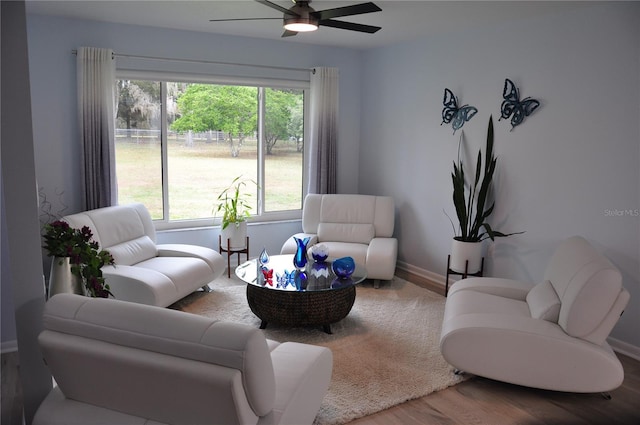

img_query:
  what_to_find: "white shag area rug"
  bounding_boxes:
[171,276,464,425]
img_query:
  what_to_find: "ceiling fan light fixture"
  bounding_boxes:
[283,21,318,32]
[283,16,318,32]
[283,1,319,32]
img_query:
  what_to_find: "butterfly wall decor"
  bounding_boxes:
[441,88,478,134]
[499,78,540,131]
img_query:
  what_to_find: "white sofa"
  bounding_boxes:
[34,294,333,425]
[281,194,397,286]
[440,236,630,394]
[62,203,225,307]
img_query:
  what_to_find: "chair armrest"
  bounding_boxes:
[101,265,176,307]
[156,244,225,274]
[448,277,534,301]
[365,237,397,280]
[270,342,333,425]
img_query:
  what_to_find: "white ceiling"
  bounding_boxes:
[25,0,590,50]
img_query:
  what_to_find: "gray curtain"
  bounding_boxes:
[76,46,117,210]
[307,67,338,194]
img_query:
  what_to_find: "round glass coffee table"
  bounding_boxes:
[235,254,366,334]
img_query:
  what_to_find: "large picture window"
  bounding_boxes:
[115,74,307,228]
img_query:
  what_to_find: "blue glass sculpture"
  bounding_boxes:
[293,236,310,271]
[332,256,355,279]
[259,248,270,266]
[311,243,329,263]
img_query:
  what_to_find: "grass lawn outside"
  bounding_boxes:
[115,135,303,221]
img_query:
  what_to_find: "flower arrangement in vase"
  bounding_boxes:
[43,220,114,298]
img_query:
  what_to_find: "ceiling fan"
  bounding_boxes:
[209,0,382,37]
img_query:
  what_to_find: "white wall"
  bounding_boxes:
[360,2,640,348]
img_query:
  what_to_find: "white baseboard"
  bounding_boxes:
[608,337,640,361]
[396,260,446,286]
[1,340,18,354]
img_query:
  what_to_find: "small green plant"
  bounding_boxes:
[214,176,257,230]
[450,116,523,242]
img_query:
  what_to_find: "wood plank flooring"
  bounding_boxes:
[349,353,640,425]
[2,349,639,425]
[1,351,23,425]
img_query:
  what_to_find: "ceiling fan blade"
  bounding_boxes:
[209,18,282,22]
[315,2,381,21]
[281,29,298,37]
[319,19,381,34]
[255,0,299,16]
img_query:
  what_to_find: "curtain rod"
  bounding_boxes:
[71,50,312,73]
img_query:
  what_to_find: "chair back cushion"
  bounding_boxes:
[63,203,158,265]
[318,223,375,244]
[544,236,625,343]
[301,194,395,238]
[40,294,275,424]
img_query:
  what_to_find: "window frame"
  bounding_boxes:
[115,69,310,230]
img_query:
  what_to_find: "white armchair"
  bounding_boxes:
[281,194,397,287]
[440,236,630,394]
[62,203,225,307]
[34,294,333,425]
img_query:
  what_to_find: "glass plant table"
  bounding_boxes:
[235,254,367,334]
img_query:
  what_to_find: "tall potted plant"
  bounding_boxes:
[214,176,256,250]
[449,115,522,273]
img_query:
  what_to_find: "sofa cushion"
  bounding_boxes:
[107,235,158,266]
[317,223,375,244]
[526,280,561,322]
[135,257,214,296]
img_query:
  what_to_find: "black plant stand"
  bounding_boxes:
[445,255,484,296]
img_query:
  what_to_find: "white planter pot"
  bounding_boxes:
[221,221,247,250]
[48,257,84,299]
[449,239,483,274]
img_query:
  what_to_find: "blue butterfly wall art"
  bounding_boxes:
[441,88,478,135]
[499,78,540,131]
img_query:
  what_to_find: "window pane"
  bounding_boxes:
[115,80,163,219]
[168,83,258,220]
[264,88,304,212]
[115,78,305,223]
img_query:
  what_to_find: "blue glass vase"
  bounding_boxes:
[332,256,355,279]
[293,236,310,271]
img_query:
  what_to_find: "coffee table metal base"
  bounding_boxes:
[246,283,356,334]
